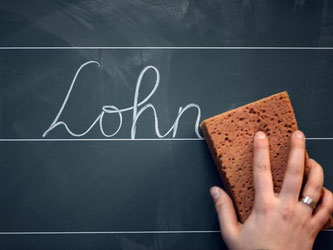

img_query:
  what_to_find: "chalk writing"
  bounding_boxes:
[43,61,202,139]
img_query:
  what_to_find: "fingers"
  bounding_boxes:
[280,130,305,202]
[299,159,324,214]
[210,186,240,239]
[253,131,274,208]
[312,188,333,231]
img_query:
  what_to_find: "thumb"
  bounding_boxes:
[210,186,240,240]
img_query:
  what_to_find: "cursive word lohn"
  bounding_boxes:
[43,61,202,139]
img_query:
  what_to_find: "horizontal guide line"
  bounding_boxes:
[0,229,332,235]
[0,138,332,142]
[0,138,204,142]
[0,231,220,235]
[306,138,333,140]
[0,47,333,50]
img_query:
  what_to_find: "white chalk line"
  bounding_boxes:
[0,138,204,142]
[0,138,332,142]
[0,229,332,235]
[0,47,333,50]
[0,230,220,235]
[41,62,203,139]
[306,138,333,140]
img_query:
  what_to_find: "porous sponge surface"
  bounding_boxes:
[201,92,311,223]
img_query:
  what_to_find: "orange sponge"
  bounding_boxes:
[201,91,332,229]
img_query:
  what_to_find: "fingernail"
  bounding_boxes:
[255,131,266,139]
[210,187,220,199]
[294,130,304,139]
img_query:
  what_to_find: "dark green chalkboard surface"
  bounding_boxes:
[0,1,332,249]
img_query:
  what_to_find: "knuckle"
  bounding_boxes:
[297,213,308,228]
[258,200,274,214]
[307,180,322,194]
[215,199,229,214]
[255,162,269,173]
[317,210,331,227]
[311,163,324,179]
[328,192,333,213]
[316,163,324,176]
[280,204,295,222]
[322,189,333,212]
[325,208,332,220]
[287,162,303,176]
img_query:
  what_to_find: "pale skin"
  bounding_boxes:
[210,130,333,250]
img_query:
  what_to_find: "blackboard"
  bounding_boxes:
[0,1,332,249]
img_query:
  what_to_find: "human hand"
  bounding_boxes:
[210,130,333,250]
